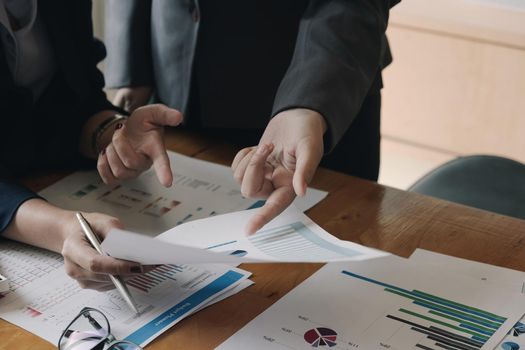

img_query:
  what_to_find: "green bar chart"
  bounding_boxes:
[341,270,507,350]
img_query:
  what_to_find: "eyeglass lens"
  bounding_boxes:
[59,309,110,350]
[59,308,143,350]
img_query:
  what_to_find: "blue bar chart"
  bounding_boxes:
[248,222,362,260]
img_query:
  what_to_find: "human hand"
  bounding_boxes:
[61,212,145,291]
[232,108,326,234]
[97,104,183,187]
[112,86,152,113]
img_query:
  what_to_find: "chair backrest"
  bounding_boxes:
[409,155,525,221]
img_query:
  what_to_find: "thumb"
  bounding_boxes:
[85,213,123,240]
[146,104,183,128]
[292,140,319,197]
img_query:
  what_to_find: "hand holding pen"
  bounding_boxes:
[60,212,144,312]
[76,212,140,314]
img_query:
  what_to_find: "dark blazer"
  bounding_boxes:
[0,0,116,231]
[105,0,400,151]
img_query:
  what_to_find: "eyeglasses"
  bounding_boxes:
[58,307,142,350]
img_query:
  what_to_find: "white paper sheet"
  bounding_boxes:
[410,249,525,350]
[101,205,386,264]
[217,255,525,350]
[0,240,252,347]
[410,249,525,292]
[39,151,328,236]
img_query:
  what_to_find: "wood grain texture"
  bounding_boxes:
[5,129,525,349]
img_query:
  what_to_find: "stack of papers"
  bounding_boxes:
[0,240,252,347]
[39,151,327,236]
[102,205,387,265]
[0,151,332,347]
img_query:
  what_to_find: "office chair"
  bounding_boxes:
[409,155,525,220]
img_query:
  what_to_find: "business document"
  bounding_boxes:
[410,249,525,350]
[101,206,387,265]
[0,240,252,347]
[39,151,327,236]
[217,255,525,350]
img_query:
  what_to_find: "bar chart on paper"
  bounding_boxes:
[340,270,506,350]
[37,152,279,236]
[248,222,363,260]
[217,258,524,350]
[204,220,369,262]
[0,238,252,347]
[127,264,185,293]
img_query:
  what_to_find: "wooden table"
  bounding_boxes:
[2,129,525,349]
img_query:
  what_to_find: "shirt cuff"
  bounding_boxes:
[0,183,41,233]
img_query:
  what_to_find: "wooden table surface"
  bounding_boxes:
[2,129,525,349]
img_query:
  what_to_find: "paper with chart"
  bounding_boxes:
[0,240,252,347]
[410,249,525,292]
[101,205,387,264]
[217,255,525,350]
[410,249,525,350]
[38,151,327,236]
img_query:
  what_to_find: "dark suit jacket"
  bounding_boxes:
[0,0,116,232]
[105,0,399,151]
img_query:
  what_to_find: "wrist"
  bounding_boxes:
[273,108,327,133]
[79,111,128,159]
[300,108,327,134]
[3,199,76,253]
[57,210,78,247]
[93,114,127,155]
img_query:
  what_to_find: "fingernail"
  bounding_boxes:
[130,265,143,273]
[115,123,123,130]
[100,148,106,155]
[257,144,268,155]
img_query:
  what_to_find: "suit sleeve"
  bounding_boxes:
[104,0,153,88]
[52,0,125,153]
[272,0,399,152]
[0,166,40,233]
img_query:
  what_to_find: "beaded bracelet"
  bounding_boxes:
[91,114,127,155]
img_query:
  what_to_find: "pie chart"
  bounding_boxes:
[304,327,337,348]
[512,322,525,337]
[228,250,248,257]
[501,342,520,350]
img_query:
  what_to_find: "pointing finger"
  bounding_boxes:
[245,185,295,235]
[149,140,173,187]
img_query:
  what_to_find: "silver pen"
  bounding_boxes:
[75,212,140,315]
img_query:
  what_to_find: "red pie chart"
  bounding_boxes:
[304,327,337,347]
